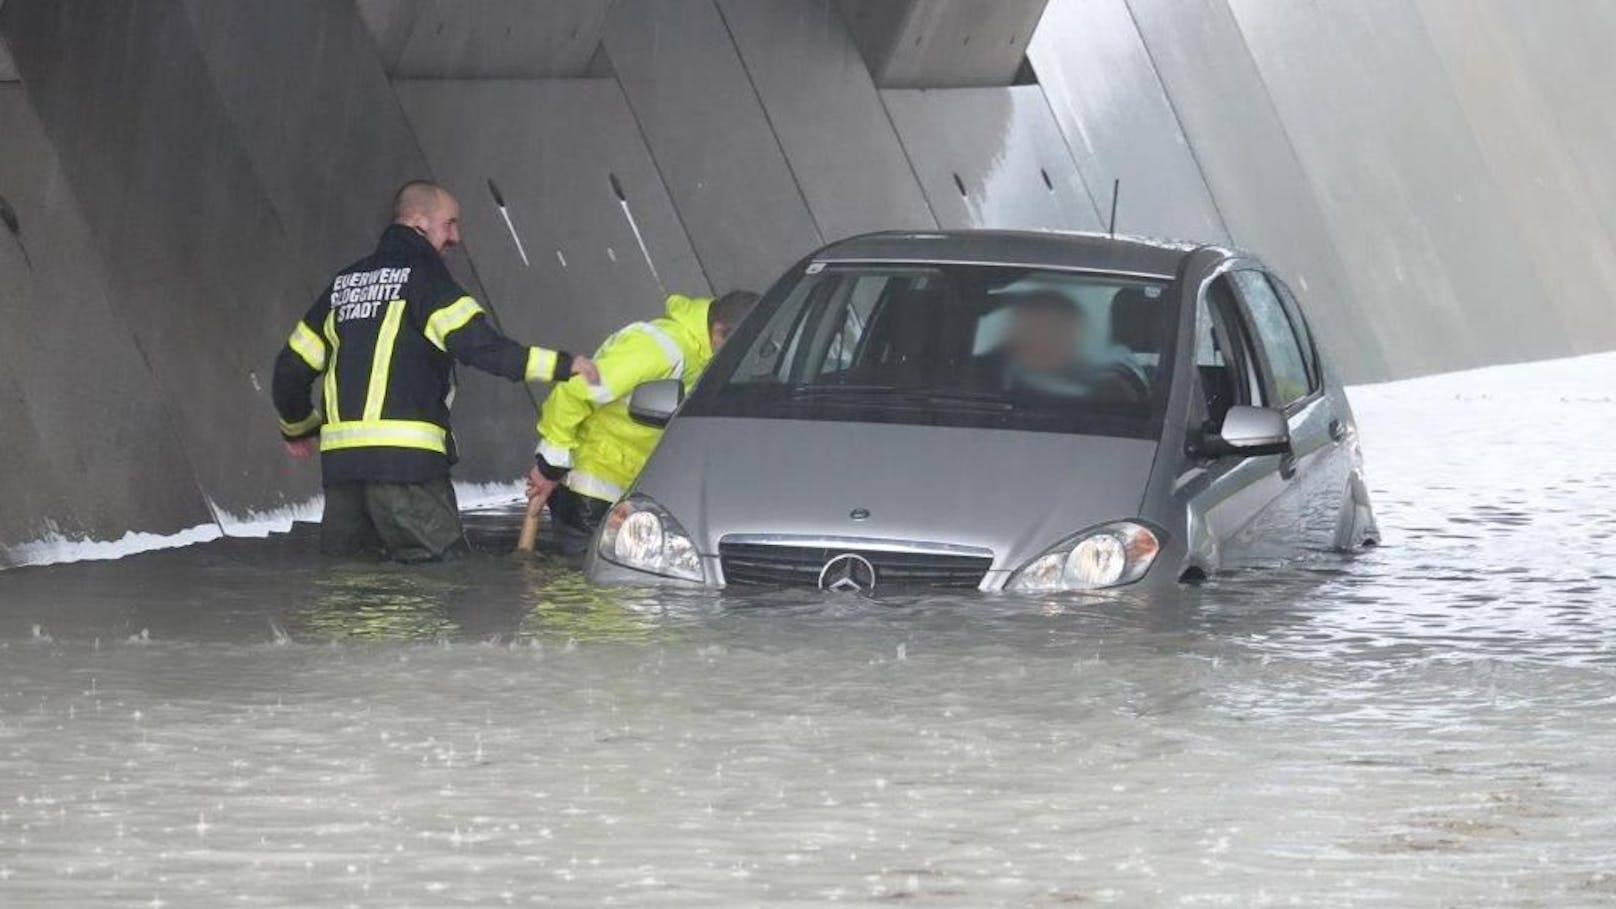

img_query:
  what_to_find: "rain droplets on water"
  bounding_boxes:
[1,355,1616,905]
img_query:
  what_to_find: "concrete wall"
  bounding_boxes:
[601,0,825,294]
[882,86,1098,232]
[1417,0,1616,358]
[1029,0,1225,244]
[393,78,708,353]
[3,0,1616,561]
[355,0,612,79]
[0,77,214,559]
[717,0,936,240]
[1226,0,1564,376]
[838,0,1049,89]
[1031,0,1616,379]
[0,85,213,562]
[1121,0,1385,379]
[2,0,321,525]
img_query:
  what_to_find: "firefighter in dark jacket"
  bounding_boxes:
[272,180,596,562]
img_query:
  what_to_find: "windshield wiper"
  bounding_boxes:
[784,383,899,397]
[784,384,1015,411]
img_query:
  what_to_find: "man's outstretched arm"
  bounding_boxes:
[424,294,596,384]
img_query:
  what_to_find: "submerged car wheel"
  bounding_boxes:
[1333,474,1380,551]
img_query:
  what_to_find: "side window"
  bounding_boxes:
[736,276,818,383]
[819,276,885,374]
[1269,275,1321,388]
[1194,276,1260,426]
[1232,270,1313,409]
[1193,296,1224,369]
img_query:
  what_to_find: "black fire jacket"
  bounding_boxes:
[272,224,573,485]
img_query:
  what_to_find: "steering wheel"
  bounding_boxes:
[1103,362,1150,404]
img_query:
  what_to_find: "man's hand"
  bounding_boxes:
[517,465,557,553]
[571,354,600,385]
[526,465,559,507]
[284,438,317,460]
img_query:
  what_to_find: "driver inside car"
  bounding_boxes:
[983,290,1147,404]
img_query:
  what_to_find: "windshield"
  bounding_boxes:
[683,262,1179,438]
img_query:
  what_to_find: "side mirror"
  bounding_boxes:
[628,378,685,428]
[1204,405,1290,458]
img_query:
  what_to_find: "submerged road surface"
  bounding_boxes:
[2,355,1615,906]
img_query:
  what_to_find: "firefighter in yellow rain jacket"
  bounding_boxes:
[527,290,760,554]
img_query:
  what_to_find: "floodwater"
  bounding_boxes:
[2,356,1615,907]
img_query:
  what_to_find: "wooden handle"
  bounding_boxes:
[516,495,544,552]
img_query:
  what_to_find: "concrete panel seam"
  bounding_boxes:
[1219,1,1356,269]
[1121,0,1231,242]
[712,0,825,248]
[850,5,945,231]
[864,59,943,226]
[0,85,219,542]
[1028,77,1106,229]
[384,0,427,74]
[880,1,921,87]
[1208,0,1391,378]
[597,46,715,295]
[390,87,541,424]
[4,2,269,532]
[382,57,513,337]
[128,331,230,538]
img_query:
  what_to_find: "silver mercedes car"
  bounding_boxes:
[585,231,1379,594]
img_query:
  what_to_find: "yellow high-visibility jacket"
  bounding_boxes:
[535,294,713,502]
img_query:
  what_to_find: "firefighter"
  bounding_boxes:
[527,290,760,554]
[273,180,596,562]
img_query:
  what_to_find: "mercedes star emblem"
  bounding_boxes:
[817,553,877,593]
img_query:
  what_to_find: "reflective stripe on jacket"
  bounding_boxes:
[536,294,713,501]
[272,224,573,485]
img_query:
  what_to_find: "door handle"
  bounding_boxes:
[1329,419,1347,443]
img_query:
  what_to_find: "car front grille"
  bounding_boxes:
[718,539,993,590]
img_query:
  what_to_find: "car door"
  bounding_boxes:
[1177,268,1296,570]
[1268,273,1356,550]
[1227,268,1339,556]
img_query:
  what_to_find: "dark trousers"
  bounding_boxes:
[550,486,613,557]
[322,477,469,563]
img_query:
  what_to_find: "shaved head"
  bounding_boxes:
[393,180,446,221]
[391,180,461,254]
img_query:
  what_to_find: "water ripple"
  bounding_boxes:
[2,355,1616,905]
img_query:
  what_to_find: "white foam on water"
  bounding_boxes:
[6,522,226,568]
[452,480,527,510]
[214,498,324,539]
[3,480,528,569]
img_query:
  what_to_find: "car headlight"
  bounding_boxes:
[596,494,705,582]
[1008,522,1161,591]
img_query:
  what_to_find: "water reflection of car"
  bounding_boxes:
[585,231,1379,594]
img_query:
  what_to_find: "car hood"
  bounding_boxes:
[634,417,1160,570]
